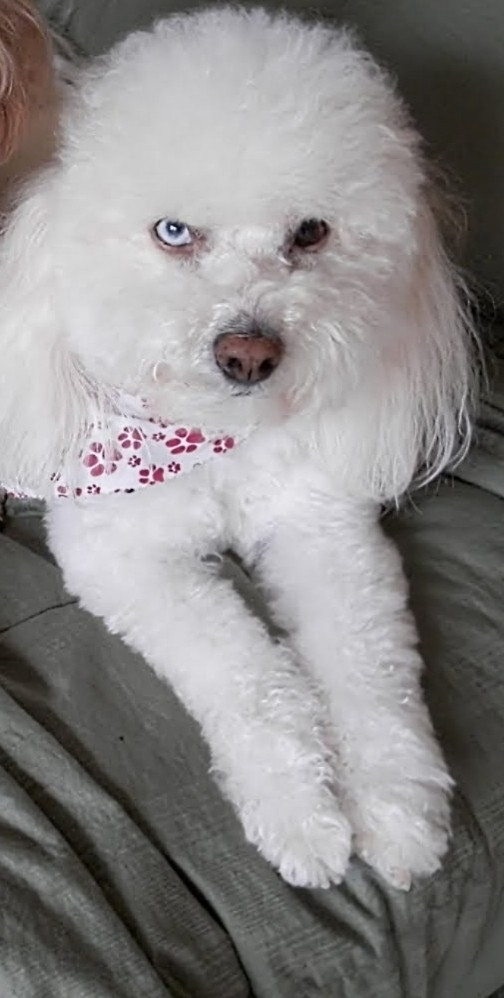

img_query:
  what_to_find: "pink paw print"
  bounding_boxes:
[139,465,165,485]
[213,436,235,454]
[165,428,206,455]
[118,426,146,450]
[83,442,122,477]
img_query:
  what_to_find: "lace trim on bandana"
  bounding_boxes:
[6,397,241,500]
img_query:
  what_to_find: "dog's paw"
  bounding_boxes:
[350,784,451,890]
[242,796,352,888]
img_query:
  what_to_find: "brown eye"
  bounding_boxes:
[293,218,329,251]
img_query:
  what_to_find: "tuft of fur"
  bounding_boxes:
[0,7,477,887]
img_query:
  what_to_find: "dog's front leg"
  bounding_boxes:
[250,493,452,890]
[47,497,351,888]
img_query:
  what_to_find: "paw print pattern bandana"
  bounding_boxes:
[6,395,241,500]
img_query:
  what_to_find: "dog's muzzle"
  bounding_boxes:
[213,329,284,384]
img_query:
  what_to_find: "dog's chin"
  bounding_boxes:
[140,368,293,434]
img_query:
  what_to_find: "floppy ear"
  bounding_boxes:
[340,196,477,503]
[0,174,94,496]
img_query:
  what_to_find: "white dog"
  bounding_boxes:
[0,6,474,890]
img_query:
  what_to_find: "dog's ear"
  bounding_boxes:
[0,175,93,496]
[342,196,476,503]
[395,198,475,489]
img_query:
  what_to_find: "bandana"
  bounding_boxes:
[5,397,240,500]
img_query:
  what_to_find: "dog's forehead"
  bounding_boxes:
[64,11,414,230]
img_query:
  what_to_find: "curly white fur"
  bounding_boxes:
[0,7,475,888]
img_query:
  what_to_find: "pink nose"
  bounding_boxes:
[213,332,283,384]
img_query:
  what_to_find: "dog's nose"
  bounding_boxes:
[213,332,283,384]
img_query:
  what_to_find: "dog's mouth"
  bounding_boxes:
[228,382,263,398]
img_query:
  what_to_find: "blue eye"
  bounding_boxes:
[153,219,193,248]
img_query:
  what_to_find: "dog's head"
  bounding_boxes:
[0,7,474,499]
